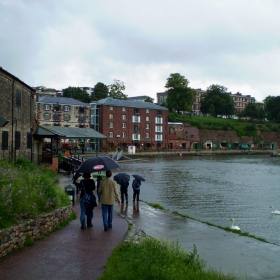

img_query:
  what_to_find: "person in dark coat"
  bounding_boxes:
[120,181,129,204]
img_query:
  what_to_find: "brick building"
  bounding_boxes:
[91,98,168,150]
[0,68,36,161]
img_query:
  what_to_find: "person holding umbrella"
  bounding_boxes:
[113,173,130,205]
[99,170,121,231]
[132,174,145,204]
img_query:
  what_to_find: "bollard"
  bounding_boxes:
[64,184,75,205]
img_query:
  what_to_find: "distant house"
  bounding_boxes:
[33,86,61,98]
[127,95,154,102]
[0,68,36,161]
[91,98,168,150]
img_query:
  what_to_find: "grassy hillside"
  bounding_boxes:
[168,112,280,137]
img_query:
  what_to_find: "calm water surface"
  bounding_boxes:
[119,155,280,245]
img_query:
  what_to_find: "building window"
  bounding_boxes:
[155,117,162,124]
[146,124,149,129]
[109,114,113,120]
[27,133,32,149]
[145,133,149,138]
[132,116,140,123]
[64,106,69,111]
[155,126,163,132]
[122,107,126,111]
[54,103,60,112]
[53,114,61,121]
[134,108,139,114]
[45,104,51,110]
[1,131,8,150]
[122,115,126,120]
[146,109,150,113]
[122,132,126,138]
[64,114,70,121]
[16,89,21,107]
[110,106,114,110]
[15,131,20,150]
[134,125,139,132]
[155,134,163,141]
[122,123,126,128]
[79,107,85,114]
[146,116,150,121]
[109,132,113,138]
[157,110,162,116]
[78,116,85,122]
[132,134,140,141]
[44,113,51,120]
[109,122,114,128]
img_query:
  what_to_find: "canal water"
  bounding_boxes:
[119,155,280,245]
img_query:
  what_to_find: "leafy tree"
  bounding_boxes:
[264,95,280,121]
[200,84,235,117]
[165,73,196,113]
[242,103,266,121]
[91,82,109,101]
[144,96,154,103]
[62,87,91,103]
[108,80,127,99]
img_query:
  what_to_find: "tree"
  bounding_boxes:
[264,95,280,121]
[200,84,235,117]
[144,96,154,103]
[165,73,196,113]
[62,87,91,103]
[242,103,259,120]
[108,80,127,99]
[91,82,109,101]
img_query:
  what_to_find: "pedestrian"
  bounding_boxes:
[132,178,141,203]
[79,173,95,230]
[120,181,129,204]
[99,170,121,231]
[96,175,102,204]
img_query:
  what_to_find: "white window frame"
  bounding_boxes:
[122,123,126,128]
[122,107,126,111]
[146,124,149,129]
[109,132,113,138]
[122,132,126,138]
[132,134,140,141]
[109,122,114,128]
[110,106,114,110]
[146,116,150,121]
[146,109,150,113]
[145,133,149,138]
[132,116,140,123]
[155,117,163,124]
[109,114,113,119]
[44,104,50,110]
[155,126,163,132]
[122,115,126,120]
[64,106,69,112]
[155,134,163,141]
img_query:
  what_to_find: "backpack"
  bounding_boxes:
[132,179,140,189]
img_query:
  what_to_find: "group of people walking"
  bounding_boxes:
[74,170,142,231]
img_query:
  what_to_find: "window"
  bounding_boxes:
[1,131,8,150]
[155,134,163,141]
[146,109,150,113]
[44,113,51,120]
[134,108,139,114]
[109,114,113,119]
[132,134,140,141]
[145,133,149,138]
[27,133,32,149]
[122,123,126,128]
[146,124,149,129]
[64,106,69,112]
[45,104,50,110]
[109,132,113,138]
[132,116,140,123]
[155,126,163,132]
[16,89,21,107]
[155,117,163,124]
[146,116,150,121]
[64,114,69,121]
[122,107,126,111]
[78,116,85,122]
[15,131,20,150]
[110,106,114,110]
[79,107,85,114]
[54,103,60,112]
[122,115,126,120]
[157,110,162,116]
[53,114,60,121]
[122,132,126,138]
[134,125,139,132]
[109,122,114,128]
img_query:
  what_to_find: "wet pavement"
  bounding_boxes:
[0,173,280,280]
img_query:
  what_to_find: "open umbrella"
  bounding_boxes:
[114,173,130,185]
[76,156,120,173]
[132,174,145,182]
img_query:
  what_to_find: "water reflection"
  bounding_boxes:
[119,155,280,245]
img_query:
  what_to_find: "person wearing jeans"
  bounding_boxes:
[99,170,121,231]
[132,179,141,203]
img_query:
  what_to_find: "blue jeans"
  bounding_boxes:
[101,204,113,229]
[80,198,93,227]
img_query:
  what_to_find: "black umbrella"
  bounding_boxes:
[114,173,130,185]
[132,174,145,182]
[76,156,120,173]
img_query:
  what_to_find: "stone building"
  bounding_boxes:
[0,68,36,161]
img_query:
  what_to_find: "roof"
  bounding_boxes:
[97,98,168,110]
[38,96,90,106]
[33,125,107,139]
[127,95,154,100]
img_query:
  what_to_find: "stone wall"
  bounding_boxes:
[0,205,73,258]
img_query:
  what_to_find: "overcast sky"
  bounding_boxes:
[1,0,280,102]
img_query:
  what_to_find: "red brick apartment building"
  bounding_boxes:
[93,98,168,150]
